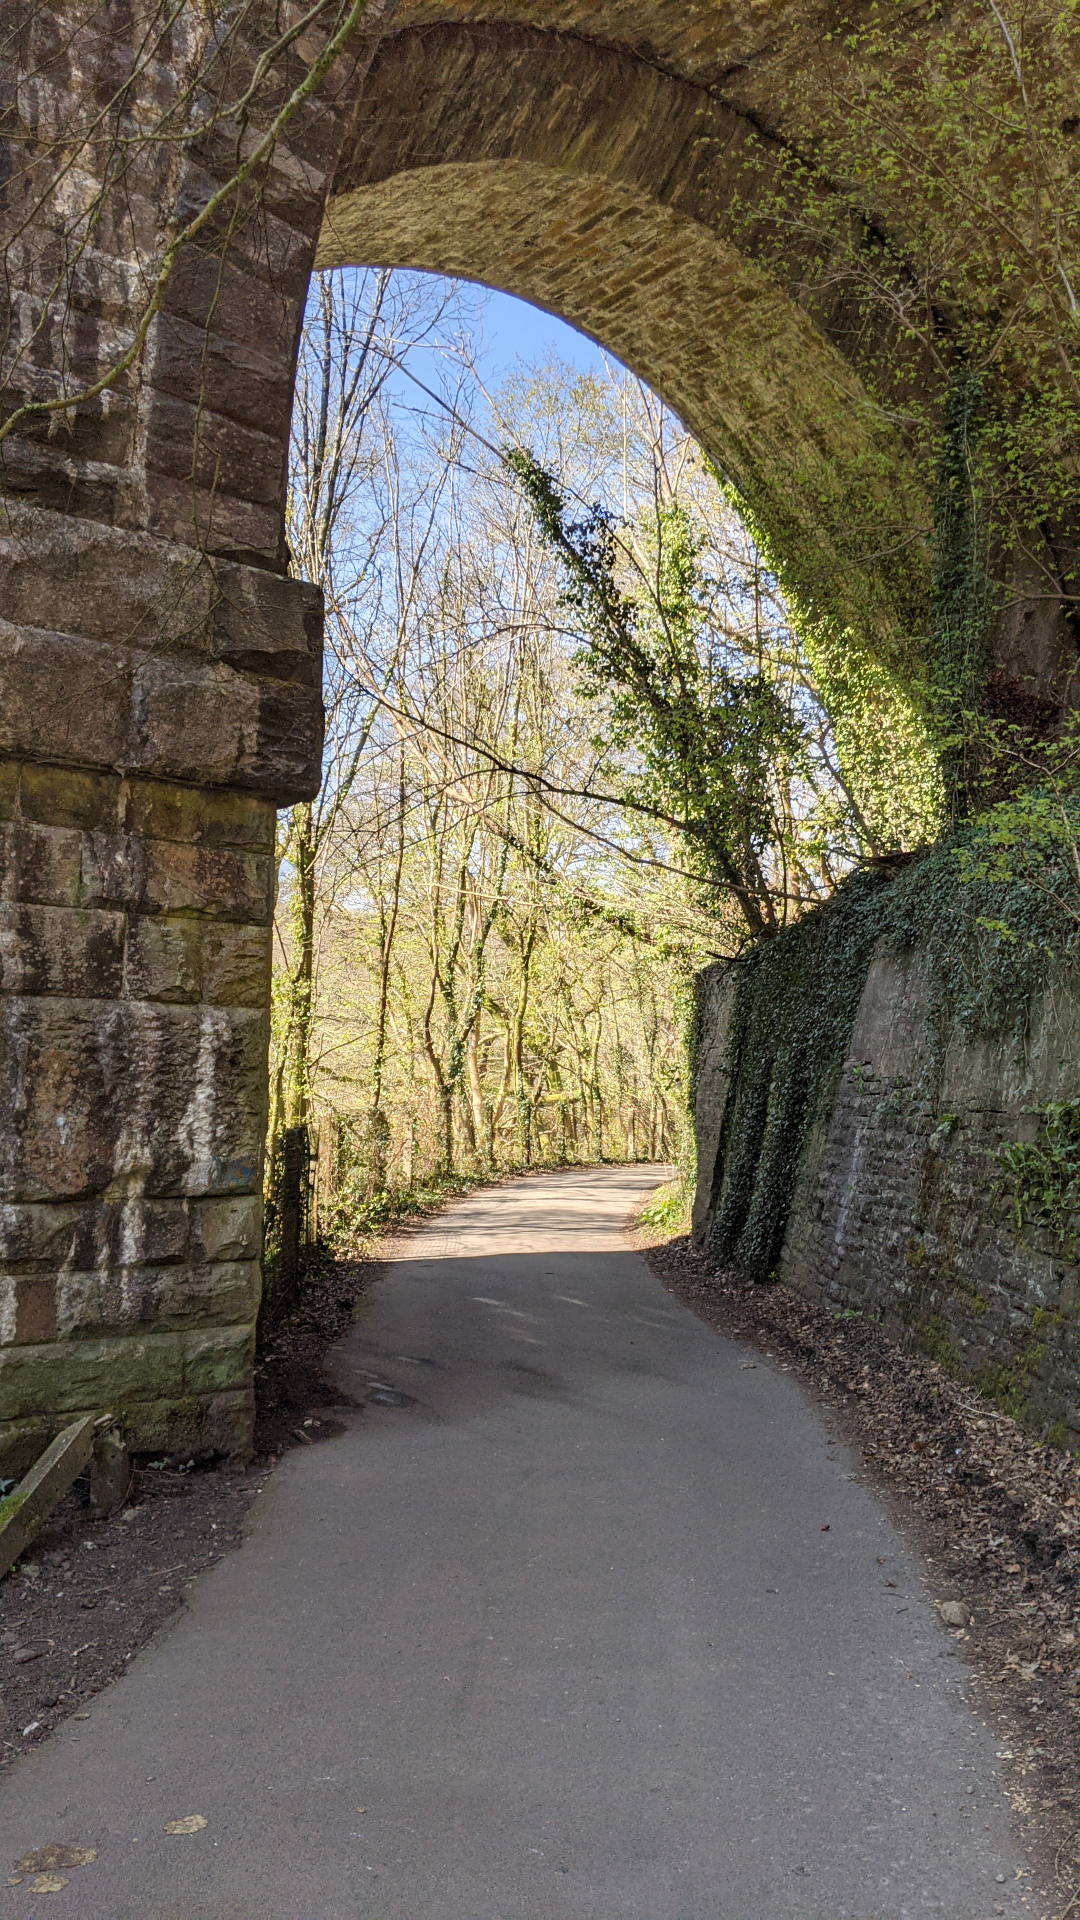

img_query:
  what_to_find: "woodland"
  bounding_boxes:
[268,268,880,1254]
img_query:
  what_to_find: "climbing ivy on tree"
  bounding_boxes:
[508,447,878,939]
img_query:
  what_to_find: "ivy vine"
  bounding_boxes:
[704,804,1080,1280]
[995,1099,1080,1259]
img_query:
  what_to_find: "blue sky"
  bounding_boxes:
[473,286,607,381]
[373,273,619,429]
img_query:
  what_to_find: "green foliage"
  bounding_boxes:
[507,447,873,937]
[708,866,895,1276]
[956,737,1080,937]
[735,0,1080,484]
[0,1487,29,1531]
[974,1343,1046,1421]
[933,371,993,814]
[996,1100,1080,1255]
[730,0,1080,794]
[719,478,944,857]
[636,1174,692,1236]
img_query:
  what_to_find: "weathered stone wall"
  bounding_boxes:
[0,0,337,1468]
[0,761,275,1475]
[0,494,323,1471]
[693,951,1080,1448]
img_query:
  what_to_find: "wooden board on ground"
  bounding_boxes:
[0,1416,97,1578]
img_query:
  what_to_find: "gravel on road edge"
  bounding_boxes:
[637,1223,1080,1920]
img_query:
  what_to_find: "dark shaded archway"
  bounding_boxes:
[0,0,1030,1462]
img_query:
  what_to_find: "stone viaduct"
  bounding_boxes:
[1,0,1075,1468]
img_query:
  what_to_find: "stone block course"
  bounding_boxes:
[0,822,83,906]
[17,765,123,833]
[0,904,126,998]
[81,832,271,923]
[0,998,266,1203]
[55,1259,258,1339]
[122,782,275,853]
[1,1329,191,1420]
[0,1327,255,1458]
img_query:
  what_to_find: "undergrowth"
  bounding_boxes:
[635,1173,692,1236]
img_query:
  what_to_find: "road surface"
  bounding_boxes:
[0,1166,1032,1918]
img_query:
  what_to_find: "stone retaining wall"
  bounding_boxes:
[693,949,1080,1447]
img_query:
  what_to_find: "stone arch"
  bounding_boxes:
[0,2,947,1466]
[320,21,930,684]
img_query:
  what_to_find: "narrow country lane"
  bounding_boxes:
[0,1168,1033,1920]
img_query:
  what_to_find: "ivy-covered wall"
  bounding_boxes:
[693,849,1080,1448]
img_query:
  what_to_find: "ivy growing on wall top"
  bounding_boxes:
[705,788,1080,1280]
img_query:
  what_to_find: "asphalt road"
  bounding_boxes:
[0,1166,1034,1920]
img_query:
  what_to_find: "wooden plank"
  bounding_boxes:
[0,1415,97,1579]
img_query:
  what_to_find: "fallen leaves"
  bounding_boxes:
[14,1845,97,1872]
[164,1815,207,1836]
[28,1873,68,1892]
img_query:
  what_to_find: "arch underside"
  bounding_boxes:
[319,10,942,850]
[319,158,926,681]
[315,17,943,844]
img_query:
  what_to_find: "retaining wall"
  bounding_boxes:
[693,946,1080,1446]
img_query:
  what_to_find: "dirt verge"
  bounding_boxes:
[0,1254,375,1773]
[638,1226,1080,1920]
